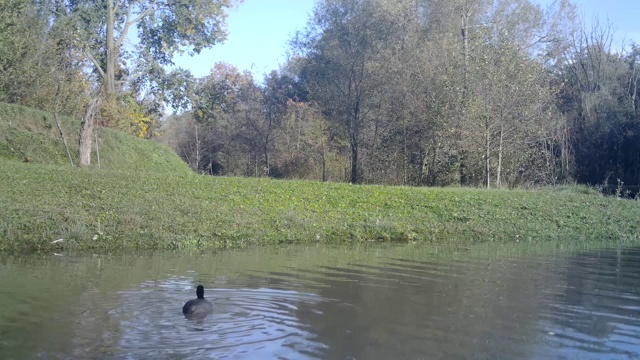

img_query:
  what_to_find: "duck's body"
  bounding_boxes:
[183,285,213,318]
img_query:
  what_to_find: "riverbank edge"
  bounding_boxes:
[2,159,639,253]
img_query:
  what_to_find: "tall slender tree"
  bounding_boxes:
[295,0,404,183]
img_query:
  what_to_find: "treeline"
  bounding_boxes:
[2,0,639,190]
[164,0,640,190]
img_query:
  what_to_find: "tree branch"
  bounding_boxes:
[115,0,157,49]
[129,0,158,25]
[83,48,106,80]
[115,2,135,49]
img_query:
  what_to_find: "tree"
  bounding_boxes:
[421,0,573,187]
[56,0,237,98]
[50,0,239,166]
[558,22,640,192]
[261,70,309,176]
[0,0,87,117]
[191,63,253,174]
[295,0,401,184]
[467,41,556,188]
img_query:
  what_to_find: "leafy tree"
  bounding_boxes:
[261,70,309,175]
[0,0,87,116]
[405,0,575,187]
[48,0,239,166]
[190,63,253,174]
[294,0,402,184]
[558,22,640,192]
[54,0,237,98]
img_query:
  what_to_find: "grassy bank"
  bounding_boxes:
[0,102,191,174]
[1,102,639,252]
[1,158,639,252]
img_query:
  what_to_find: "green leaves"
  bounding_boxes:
[136,0,233,65]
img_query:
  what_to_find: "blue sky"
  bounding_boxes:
[172,1,315,79]
[172,0,640,80]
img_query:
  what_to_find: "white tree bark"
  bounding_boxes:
[79,98,100,167]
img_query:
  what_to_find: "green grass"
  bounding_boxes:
[0,102,191,174]
[1,158,639,252]
[1,102,639,253]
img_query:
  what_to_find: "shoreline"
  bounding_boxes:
[2,159,638,253]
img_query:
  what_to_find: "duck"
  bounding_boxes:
[182,285,213,318]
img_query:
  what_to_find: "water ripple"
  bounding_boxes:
[110,279,328,359]
[3,246,640,359]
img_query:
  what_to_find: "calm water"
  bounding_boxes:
[1,244,640,359]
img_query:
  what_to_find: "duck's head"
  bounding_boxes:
[196,285,205,299]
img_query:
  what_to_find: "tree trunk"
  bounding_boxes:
[321,140,327,182]
[54,113,74,167]
[461,4,469,102]
[195,122,200,171]
[402,116,407,185]
[631,67,639,114]
[254,152,258,177]
[350,100,361,184]
[105,0,116,96]
[79,98,100,167]
[350,131,359,184]
[94,128,101,169]
[458,3,475,187]
[496,124,504,188]
[420,149,429,185]
[264,132,270,176]
[485,121,491,189]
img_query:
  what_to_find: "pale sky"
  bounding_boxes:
[172,1,315,79]
[172,0,640,80]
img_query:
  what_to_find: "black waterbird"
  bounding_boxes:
[183,285,213,318]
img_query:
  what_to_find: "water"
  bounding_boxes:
[1,244,640,359]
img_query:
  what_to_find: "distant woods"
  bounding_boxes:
[2,0,639,190]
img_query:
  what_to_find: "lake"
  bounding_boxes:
[1,243,639,359]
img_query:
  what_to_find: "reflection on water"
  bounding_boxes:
[538,248,640,359]
[0,245,640,359]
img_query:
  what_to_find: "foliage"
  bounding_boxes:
[0,0,88,117]
[164,63,345,179]
[557,24,640,193]
[277,0,576,187]
[52,0,237,96]
[97,93,160,138]
[124,96,154,138]
[2,0,639,195]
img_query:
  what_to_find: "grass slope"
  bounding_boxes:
[1,158,639,252]
[1,102,638,252]
[0,102,191,174]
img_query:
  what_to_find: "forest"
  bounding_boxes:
[1,0,639,193]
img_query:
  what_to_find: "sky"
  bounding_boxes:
[172,0,315,79]
[172,0,640,80]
